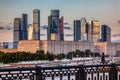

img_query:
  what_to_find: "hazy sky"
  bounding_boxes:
[0,0,120,42]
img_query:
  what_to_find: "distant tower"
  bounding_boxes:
[74,20,81,41]
[101,25,111,42]
[59,16,64,41]
[22,14,28,40]
[47,15,52,40]
[33,9,40,40]
[81,17,89,41]
[90,20,100,42]
[13,18,23,48]
[51,10,60,40]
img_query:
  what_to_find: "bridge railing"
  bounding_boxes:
[0,64,120,80]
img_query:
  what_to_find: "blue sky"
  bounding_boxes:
[0,0,120,42]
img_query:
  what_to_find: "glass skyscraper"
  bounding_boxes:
[13,18,23,48]
[22,14,28,40]
[33,9,40,40]
[47,10,62,41]
[101,25,111,42]
[90,20,100,42]
[74,20,81,41]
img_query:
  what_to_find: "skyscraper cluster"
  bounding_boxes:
[73,18,111,42]
[13,9,111,48]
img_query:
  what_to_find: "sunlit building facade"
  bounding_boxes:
[90,20,100,42]
[33,9,40,40]
[28,25,33,40]
[81,17,90,41]
[74,20,81,41]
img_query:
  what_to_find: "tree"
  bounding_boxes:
[56,53,65,60]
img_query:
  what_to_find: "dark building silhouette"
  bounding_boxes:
[13,18,23,48]
[22,14,28,40]
[101,25,111,42]
[59,16,64,41]
[74,20,81,41]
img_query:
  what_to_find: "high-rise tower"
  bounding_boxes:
[33,9,40,40]
[51,10,60,40]
[101,25,111,42]
[81,17,89,41]
[74,20,81,41]
[59,16,64,41]
[13,18,23,48]
[90,20,100,42]
[22,14,28,40]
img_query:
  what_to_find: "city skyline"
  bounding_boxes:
[0,0,120,42]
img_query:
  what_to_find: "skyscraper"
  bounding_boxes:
[59,16,64,41]
[22,14,28,40]
[74,20,81,41]
[13,18,23,48]
[47,15,52,40]
[28,25,33,40]
[101,25,111,42]
[90,20,100,42]
[51,10,60,40]
[81,17,89,41]
[33,9,40,40]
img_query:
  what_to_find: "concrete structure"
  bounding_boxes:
[0,48,17,53]
[18,40,39,53]
[101,25,111,42]
[33,9,40,40]
[18,40,94,54]
[74,20,81,41]
[90,20,100,42]
[94,42,120,56]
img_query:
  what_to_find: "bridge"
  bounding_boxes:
[0,64,120,80]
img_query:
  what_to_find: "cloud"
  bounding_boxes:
[65,34,73,36]
[0,27,5,30]
[112,33,120,37]
[64,26,72,30]
[41,25,48,29]
[40,34,46,36]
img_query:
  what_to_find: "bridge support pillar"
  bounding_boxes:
[36,67,42,80]
[109,64,118,80]
[76,65,86,80]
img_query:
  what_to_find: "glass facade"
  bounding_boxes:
[74,20,81,41]
[33,9,40,40]
[90,20,100,42]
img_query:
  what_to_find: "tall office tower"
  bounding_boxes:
[47,15,52,40]
[51,10,60,40]
[101,25,111,42]
[59,16,64,41]
[74,20,81,41]
[80,17,88,41]
[33,9,40,40]
[22,14,28,40]
[86,23,90,42]
[28,25,33,40]
[90,20,100,42]
[13,18,23,48]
